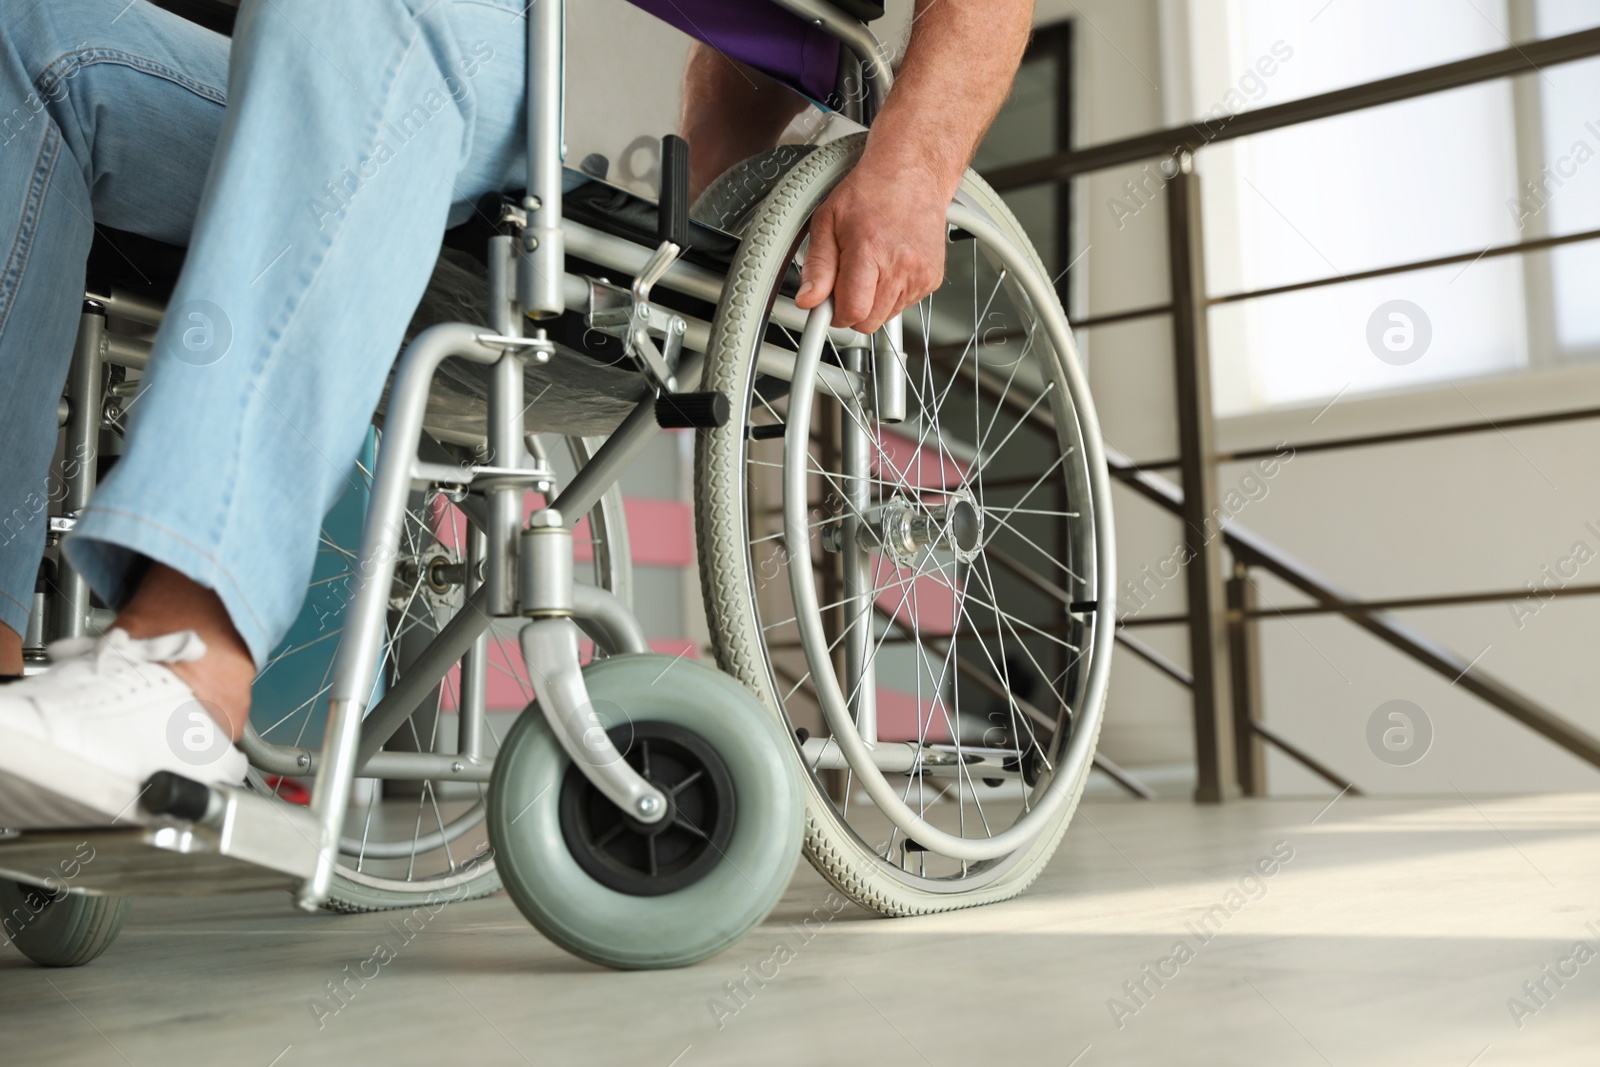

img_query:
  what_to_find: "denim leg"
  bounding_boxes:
[0,0,230,641]
[68,0,530,666]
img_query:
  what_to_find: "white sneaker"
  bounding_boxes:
[0,628,248,829]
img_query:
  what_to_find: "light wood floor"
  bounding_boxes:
[4,794,1598,1066]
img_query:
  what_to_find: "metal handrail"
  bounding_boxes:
[1101,403,1600,473]
[985,26,1600,189]
[1115,631,1192,688]
[1250,720,1363,796]
[1218,405,1600,463]
[945,327,1600,785]
[1106,445,1600,772]
[1237,582,1600,620]
[1209,224,1600,308]
[1117,579,1600,623]
[1071,302,1173,331]
[1058,222,1600,335]
[985,529,1293,799]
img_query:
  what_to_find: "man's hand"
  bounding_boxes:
[795,155,949,334]
[794,0,1034,334]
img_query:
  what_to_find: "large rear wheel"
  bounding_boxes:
[695,134,1115,916]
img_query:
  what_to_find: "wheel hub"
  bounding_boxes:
[879,490,984,565]
[558,721,737,896]
[390,547,465,611]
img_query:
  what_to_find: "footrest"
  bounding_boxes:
[0,786,320,898]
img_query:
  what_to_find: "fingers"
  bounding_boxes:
[830,238,881,331]
[856,250,941,334]
[857,275,905,336]
[796,205,839,311]
[901,255,945,321]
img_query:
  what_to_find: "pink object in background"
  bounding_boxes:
[873,426,969,493]
[574,498,695,567]
[873,687,954,744]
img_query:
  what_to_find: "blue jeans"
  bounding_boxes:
[0,0,530,666]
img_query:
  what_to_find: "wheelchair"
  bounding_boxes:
[0,0,1115,970]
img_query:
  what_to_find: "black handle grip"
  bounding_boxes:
[659,134,691,250]
[656,390,729,429]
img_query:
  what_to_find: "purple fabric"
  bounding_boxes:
[627,0,842,102]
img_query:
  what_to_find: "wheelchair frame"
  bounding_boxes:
[5,0,902,910]
[3,0,1117,936]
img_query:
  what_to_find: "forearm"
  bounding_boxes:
[859,0,1034,196]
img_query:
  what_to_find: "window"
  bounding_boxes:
[1184,0,1600,414]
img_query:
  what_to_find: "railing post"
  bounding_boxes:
[1166,152,1239,803]
[1227,560,1266,796]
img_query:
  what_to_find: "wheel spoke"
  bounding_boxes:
[984,505,1085,586]
[668,769,704,796]
[672,816,709,840]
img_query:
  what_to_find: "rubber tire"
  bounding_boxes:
[487,654,803,969]
[694,132,1103,917]
[0,881,130,967]
[691,144,817,236]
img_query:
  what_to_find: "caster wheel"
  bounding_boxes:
[0,881,129,967]
[488,654,803,969]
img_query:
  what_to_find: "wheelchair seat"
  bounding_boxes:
[85,228,188,302]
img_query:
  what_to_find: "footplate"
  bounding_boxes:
[0,786,320,898]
